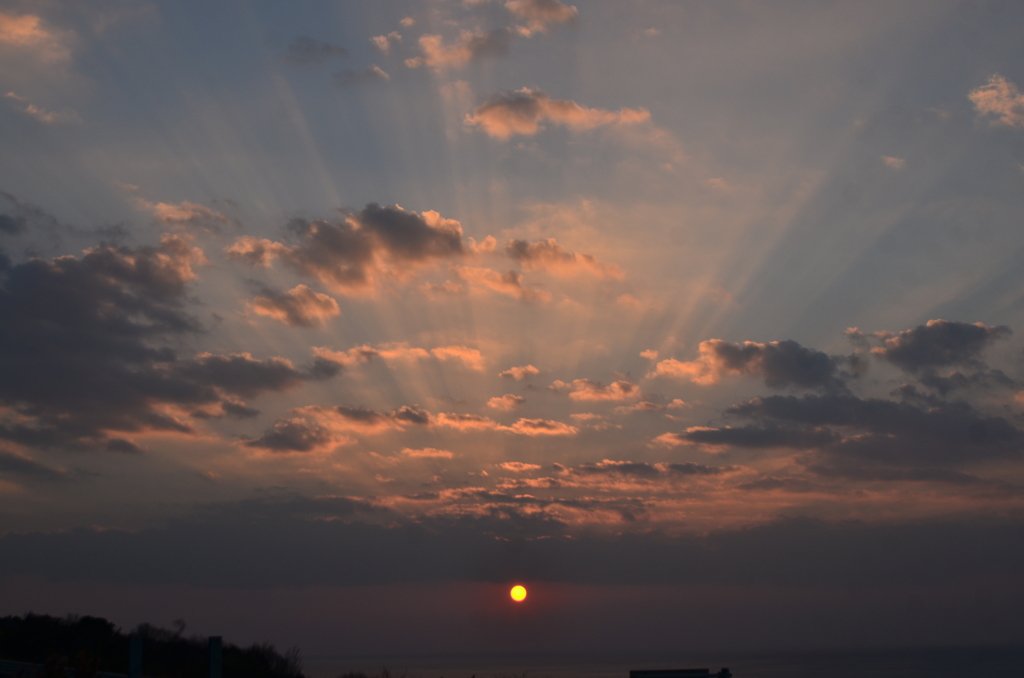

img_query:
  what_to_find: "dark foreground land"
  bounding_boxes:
[0,614,304,678]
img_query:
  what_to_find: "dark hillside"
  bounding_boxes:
[0,614,303,678]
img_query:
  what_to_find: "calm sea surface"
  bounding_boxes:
[304,646,1024,678]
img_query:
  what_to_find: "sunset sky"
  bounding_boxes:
[2,0,1024,664]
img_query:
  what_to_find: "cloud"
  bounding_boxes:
[488,394,525,411]
[246,404,432,452]
[453,266,551,302]
[404,29,512,71]
[333,65,390,87]
[505,0,578,36]
[225,204,466,293]
[432,412,499,432]
[728,394,1021,465]
[248,285,340,328]
[135,199,232,230]
[314,343,484,371]
[0,236,341,453]
[0,450,65,482]
[969,74,1024,127]
[285,36,348,65]
[370,32,401,54]
[562,459,726,479]
[401,447,454,459]
[561,379,641,402]
[499,364,539,380]
[881,156,906,170]
[175,353,335,400]
[661,425,837,450]
[869,319,1010,373]
[499,461,541,472]
[506,418,577,436]
[244,417,343,453]
[0,11,70,62]
[5,92,80,124]
[504,238,623,279]
[429,413,576,436]
[465,89,650,139]
[648,339,844,391]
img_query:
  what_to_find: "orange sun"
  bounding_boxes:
[510,584,527,602]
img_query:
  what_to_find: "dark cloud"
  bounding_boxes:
[804,461,1021,492]
[285,36,347,65]
[0,451,65,482]
[559,460,727,478]
[916,368,1017,396]
[729,394,1021,465]
[674,424,837,449]
[870,319,1011,373]
[0,214,26,235]
[244,418,335,453]
[246,404,431,452]
[226,204,465,292]
[175,353,335,400]
[714,339,846,391]
[736,476,818,493]
[0,239,336,453]
[1,494,1023,591]
[333,65,390,87]
[649,339,848,392]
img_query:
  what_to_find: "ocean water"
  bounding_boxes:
[304,645,1024,678]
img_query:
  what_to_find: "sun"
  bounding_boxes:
[510,584,527,602]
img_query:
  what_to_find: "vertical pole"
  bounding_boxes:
[208,636,223,678]
[128,636,142,678]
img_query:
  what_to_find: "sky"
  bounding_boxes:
[2,0,1024,667]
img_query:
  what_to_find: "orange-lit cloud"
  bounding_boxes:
[466,89,650,139]
[453,266,551,302]
[552,379,641,401]
[225,204,466,294]
[647,339,841,390]
[400,447,454,459]
[405,29,511,71]
[0,12,69,62]
[314,343,484,371]
[499,364,539,380]
[506,418,577,436]
[248,285,340,328]
[499,461,542,472]
[969,74,1024,127]
[488,394,526,411]
[504,238,624,279]
[505,0,578,36]
[4,92,80,124]
[136,199,232,230]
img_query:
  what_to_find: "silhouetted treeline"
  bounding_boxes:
[0,614,304,678]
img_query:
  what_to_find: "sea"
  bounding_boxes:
[303,646,1024,678]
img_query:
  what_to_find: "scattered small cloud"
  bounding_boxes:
[499,461,541,472]
[505,0,578,36]
[969,74,1024,127]
[5,92,80,124]
[466,88,650,139]
[500,364,539,380]
[488,394,526,411]
[401,447,454,459]
[405,29,512,72]
[248,285,340,328]
[370,31,402,54]
[881,156,906,170]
